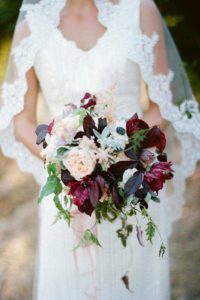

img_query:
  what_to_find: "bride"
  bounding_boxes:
[0,0,200,299]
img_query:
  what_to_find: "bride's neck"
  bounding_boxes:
[64,0,95,16]
[67,0,95,8]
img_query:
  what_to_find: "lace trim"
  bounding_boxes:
[125,27,200,230]
[0,3,57,185]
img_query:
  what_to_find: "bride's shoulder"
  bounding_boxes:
[139,0,160,16]
[138,0,163,34]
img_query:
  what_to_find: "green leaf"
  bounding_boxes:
[141,208,148,217]
[47,162,57,176]
[75,108,87,125]
[53,195,72,225]
[73,229,102,250]
[145,220,156,243]
[56,147,69,159]
[38,175,62,203]
[150,193,160,203]
[116,217,133,248]
[129,128,149,152]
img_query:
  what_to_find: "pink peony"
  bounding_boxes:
[144,162,173,192]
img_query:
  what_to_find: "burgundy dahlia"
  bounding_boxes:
[67,177,93,207]
[144,162,173,192]
[126,114,149,137]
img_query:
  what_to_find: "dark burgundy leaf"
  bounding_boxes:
[135,187,148,199]
[157,152,167,162]
[61,169,75,185]
[108,161,137,179]
[124,145,140,160]
[74,131,85,139]
[143,126,166,151]
[112,185,123,210]
[121,274,133,293]
[95,175,105,194]
[124,172,143,197]
[83,114,96,137]
[99,170,116,184]
[78,199,94,216]
[139,199,148,210]
[89,181,100,208]
[98,118,107,133]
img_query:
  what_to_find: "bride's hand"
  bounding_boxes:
[13,67,43,160]
[143,100,168,131]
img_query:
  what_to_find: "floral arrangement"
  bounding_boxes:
[36,93,173,256]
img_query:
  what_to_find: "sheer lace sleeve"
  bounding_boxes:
[125,0,200,233]
[0,10,45,185]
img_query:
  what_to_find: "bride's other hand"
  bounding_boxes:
[143,100,168,131]
[13,67,43,160]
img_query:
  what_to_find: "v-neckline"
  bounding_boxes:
[55,25,110,55]
[54,0,121,55]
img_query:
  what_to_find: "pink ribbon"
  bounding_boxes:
[71,207,98,299]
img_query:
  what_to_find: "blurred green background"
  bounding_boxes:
[0,1,200,300]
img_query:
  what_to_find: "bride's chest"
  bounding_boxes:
[34,28,140,103]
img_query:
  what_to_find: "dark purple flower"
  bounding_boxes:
[140,149,155,164]
[144,162,173,192]
[67,177,94,207]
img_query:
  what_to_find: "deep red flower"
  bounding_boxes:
[81,93,91,102]
[126,114,149,137]
[81,98,96,109]
[144,162,173,192]
[80,93,96,109]
[47,120,54,135]
[67,177,93,207]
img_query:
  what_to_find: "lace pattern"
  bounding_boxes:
[0,0,199,224]
[0,3,57,185]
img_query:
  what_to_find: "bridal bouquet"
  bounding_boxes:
[36,93,173,256]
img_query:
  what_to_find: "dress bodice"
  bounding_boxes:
[33,0,142,119]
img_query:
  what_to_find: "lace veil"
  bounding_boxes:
[0,0,200,234]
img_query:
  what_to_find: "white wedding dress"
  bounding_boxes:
[1,0,200,300]
[32,1,170,299]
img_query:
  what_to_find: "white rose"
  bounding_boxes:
[62,148,96,180]
[40,134,57,161]
[121,168,137,188]
[53,115,80,143]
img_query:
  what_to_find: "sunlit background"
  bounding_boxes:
[0,1,200,299]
